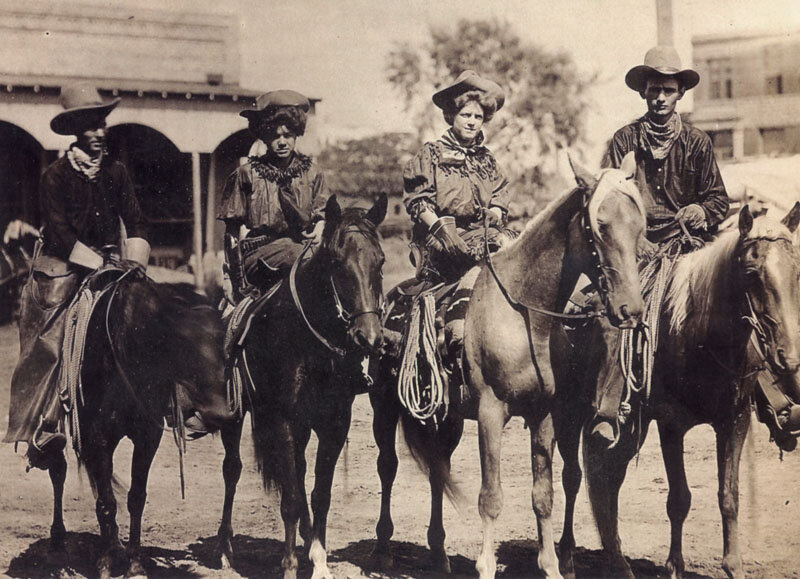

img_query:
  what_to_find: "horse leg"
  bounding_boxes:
[308,405,352,579]
[125,428,161,578]
[583,426,636,578]
[84,439,124,579]
[48,450,67,552]
[216,417,244,569]
[272,417,302,579]
[529,413,562,578]
[427,415,464,574]
[659,420,691,579]
[368,387,400,570]
[295,424,313,547]
[475,392,506,579]
[715,408,750,579]
[555,411,582,578]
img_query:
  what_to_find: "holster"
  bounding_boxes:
[224,233,246,300]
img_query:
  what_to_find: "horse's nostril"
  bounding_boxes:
[620,305,630,319]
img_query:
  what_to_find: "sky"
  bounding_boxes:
[85,0,800,163]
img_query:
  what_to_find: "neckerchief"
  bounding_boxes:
[637,113,682,161]
[67,145,104,182]
[436,129,488,166]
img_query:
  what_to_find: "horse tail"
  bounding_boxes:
[399,411,466,509]
[251,413,282,492]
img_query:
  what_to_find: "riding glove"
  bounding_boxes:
[428,216,469,257]
[675,204,707,231]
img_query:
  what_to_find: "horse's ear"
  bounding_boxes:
[568,154,597,190]
[619,151,637,180]
[781,201,800,233]
[365,193,387,227]
[322,195,342,240]
[739,204,753,238]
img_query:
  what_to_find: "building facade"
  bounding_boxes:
[0,1,318,283]
[691,30,800,160]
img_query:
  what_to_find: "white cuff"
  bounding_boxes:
[125,237,151,268]
[68,241,103,269]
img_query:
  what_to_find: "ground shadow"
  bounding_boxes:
[5,531,201,578]
[190,534,306,578]
[332,538,475,577]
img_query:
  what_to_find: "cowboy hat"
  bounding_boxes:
[50,83,121,135]
[239,90,311,120]
[432,70,506,112]
[625,46,699,92]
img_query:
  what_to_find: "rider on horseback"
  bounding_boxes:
[218,90,330,303]
[402,71,515,353]
[589,46,730,443]
[4,83,150,469]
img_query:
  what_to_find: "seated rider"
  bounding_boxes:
[403,70,515,350]
[219,90,330,303]
[590,46,730,443]
[3,83,150,469]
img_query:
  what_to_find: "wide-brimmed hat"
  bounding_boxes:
[239,90,310,120]
[432,70,505,112]
[625,46,699,92]
[50,83,121,135]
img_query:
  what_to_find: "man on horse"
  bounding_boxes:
[218,90,330,303]
[589,45,730,443]
[4,83,150,469]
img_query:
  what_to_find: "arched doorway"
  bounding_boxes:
[0,121,46,232]
[106,124,192,267]
[208,129,255,252]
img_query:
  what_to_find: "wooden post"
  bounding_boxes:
[205,153,217,254]
[191,152,204,290]
[656,0,674,47]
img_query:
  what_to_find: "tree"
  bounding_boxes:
[387,18,593,207]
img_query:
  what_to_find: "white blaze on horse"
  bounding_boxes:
[556,203,800,579]
[369,152,647,579]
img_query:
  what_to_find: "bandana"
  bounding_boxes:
[437,129,488,166]
[67,145,104,182]
[638,113,682,161]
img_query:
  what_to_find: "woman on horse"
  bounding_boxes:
[4,83,149,469]
[403,70,513,284]
[219,90,330,303]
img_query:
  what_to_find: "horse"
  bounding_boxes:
[369,152,647,578]
[215,194,387,579]
[555,204,800,579]
[41,266,234,578]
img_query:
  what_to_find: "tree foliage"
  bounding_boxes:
[387,18,593,202]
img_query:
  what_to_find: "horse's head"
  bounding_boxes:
[571,152,645,329]
[320,193,387,355]
[737,203,800,405]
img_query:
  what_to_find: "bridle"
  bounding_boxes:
[290,228,384,357]
[484,186,617,320]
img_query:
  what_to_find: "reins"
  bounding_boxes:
[482,190,608,321]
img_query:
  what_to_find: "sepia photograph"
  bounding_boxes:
[0,0,799,577]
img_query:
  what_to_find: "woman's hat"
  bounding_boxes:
[625,46,699,92]
[50,83,121,135]
[239,90,311,120]
[432,70,505,112]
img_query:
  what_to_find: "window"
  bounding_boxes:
[766,74,784,95]
[708,129,734,160]
[707,58,733,99]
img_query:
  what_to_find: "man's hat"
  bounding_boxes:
[432,70,505,112]
[50,83,121,135]
[239,90,310,120]
[625,46,699,92]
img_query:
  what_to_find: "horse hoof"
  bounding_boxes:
[126,559,147,578]
[430,551,451,574]
[220,552,233,570]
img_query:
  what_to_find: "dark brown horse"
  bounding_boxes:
[556,204,800,579]
[215,194,387,579]
[370,154,647,578]
[44,268,233,578]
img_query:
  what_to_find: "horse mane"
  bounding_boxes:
[327,206,380,248]
[666,216,793,337]
[509,167,645,252]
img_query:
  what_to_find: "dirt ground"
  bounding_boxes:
[1,315,799,578]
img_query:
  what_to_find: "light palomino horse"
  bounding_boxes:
[556,204,800,579]
[369,152,646,578]
[465,153,646,579]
